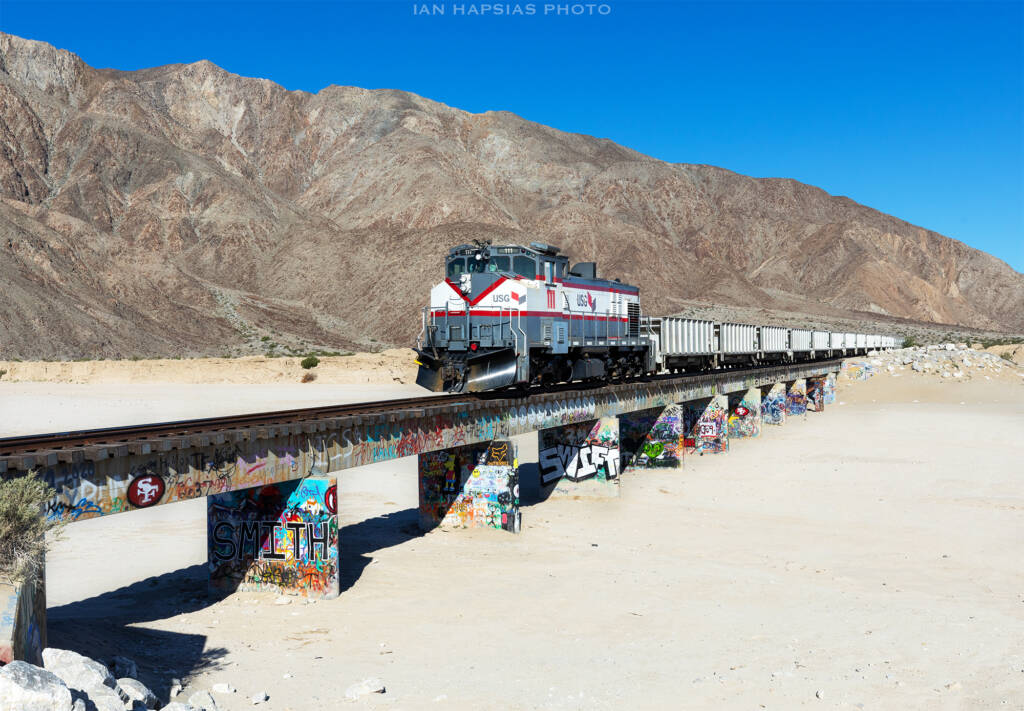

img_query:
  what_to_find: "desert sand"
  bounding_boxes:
[4,360,1019,709]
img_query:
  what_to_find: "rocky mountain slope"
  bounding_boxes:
[1,32,1021,359]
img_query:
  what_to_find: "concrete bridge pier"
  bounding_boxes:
[538,417,620,497]
[683,395,729,455]
[824,372,837,404]
[207,475,340,600]
[786,379,808,417]
[727,388,762,439]
[807,376,827,412]
[418,440,521,533]
[761,383,787,426]
[619,405,685,473]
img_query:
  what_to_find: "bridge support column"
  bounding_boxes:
[418,440,521,533]
[786,379,808,417]
[208,475,339,600]
[823,372,837,404]
[727,388,762,438]
[807,376,827,412]
[538,417,620,497]
[620,405,685,473]
[761,383,787,426]
[683,395,729,455]
[0,554,45,666]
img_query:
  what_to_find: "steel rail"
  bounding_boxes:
[0,357,844,457]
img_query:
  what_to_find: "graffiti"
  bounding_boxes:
[824,373,837,404]
[728,389,761,438]
[787,380,807,416]
[208,476,339,599]
[484,441,511,466]
[538,418,620,487]
[418,441,520,533]
[620,406,684,471]
[761,383,787,426]
[1,568,46,666]
[684,396,728,454]
[843,360,876,381]
[127,473,165,508]
[807,377,826,412]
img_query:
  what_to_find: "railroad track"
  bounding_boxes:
[0,357,844,457]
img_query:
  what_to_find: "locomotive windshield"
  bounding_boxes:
[446,249,538,279]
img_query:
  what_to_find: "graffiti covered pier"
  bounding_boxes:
[0,361,842,524]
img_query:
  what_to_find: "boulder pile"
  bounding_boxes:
[851,344,1023,382]
[0,648,161,711]
[0,647,275,710]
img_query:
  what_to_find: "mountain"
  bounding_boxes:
[0,32,1021,359]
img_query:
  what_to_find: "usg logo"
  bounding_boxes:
[493,293,511,303]
[576,293,597,310]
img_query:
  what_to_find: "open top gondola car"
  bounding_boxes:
[415,242,651,392]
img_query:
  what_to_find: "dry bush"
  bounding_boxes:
[301,371,317,383]
[0,471,63,583]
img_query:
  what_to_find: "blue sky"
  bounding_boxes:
[2,0,1021,271]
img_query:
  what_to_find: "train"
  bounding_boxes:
[414,242,902,393]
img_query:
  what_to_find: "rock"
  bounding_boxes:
[273,596,292,606]
[42,648,117,695]
[0,661,74,711]
[816,689,825,699]
[251,690,269,704]
[912,361,924,372]
[345,677,386,700]
[119,677,159,709]
[110,656,138,679]
[189,690,219,711]
[212,683,236,694]
[82,683,133,711]
[946,681,963,691]
[945,343,956,351]
[71,699,86,711]
[163,704,196,711]
[170,678,183,697]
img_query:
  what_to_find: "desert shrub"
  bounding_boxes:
[300,355,320,369]
[301,371,317,383]
[0,369,6,380]
[0,472,62,583]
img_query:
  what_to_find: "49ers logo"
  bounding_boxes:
[127,473,165,508]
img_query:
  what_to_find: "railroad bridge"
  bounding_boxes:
[0,359,850,665]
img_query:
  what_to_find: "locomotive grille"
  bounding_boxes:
[627,303,640,337]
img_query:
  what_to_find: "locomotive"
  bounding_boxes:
[414,242,899,393]
[415,241,649,392]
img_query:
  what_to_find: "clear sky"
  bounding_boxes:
[2,0,1021,271]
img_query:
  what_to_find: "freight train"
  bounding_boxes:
[414,242,901,393]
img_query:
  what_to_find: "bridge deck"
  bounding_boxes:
[0,360,841,522]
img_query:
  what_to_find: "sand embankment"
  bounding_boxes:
[0,349,419,385]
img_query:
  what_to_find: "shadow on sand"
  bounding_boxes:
[46,505,426,697]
